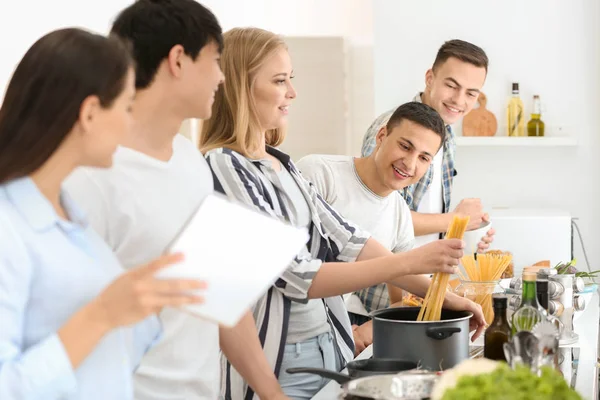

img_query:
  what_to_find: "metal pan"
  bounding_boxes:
[286,358,418,383]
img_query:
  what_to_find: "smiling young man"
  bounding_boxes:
[297,102,448,354]
[362,39,495,256]
[63,1,288,400]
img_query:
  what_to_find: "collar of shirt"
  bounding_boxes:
[4,177,88,233]
[249,146,293,170]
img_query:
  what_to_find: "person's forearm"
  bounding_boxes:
[219,312,285,400]
[389,274,432,298]
[411,211,454,236]
[387,284,404,305]
[58,301,112,369]
[389,274,465,308]
[308,238,413,299]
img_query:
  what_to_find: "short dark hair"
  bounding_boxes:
[386,102,446,143]
[432,39,488,72]
[111,0,223,89]
[0,28,133,184]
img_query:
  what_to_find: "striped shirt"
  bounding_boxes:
[360,93,456,213]
[205,146,370,400]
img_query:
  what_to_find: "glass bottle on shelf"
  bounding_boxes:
[527,95,545,137]
[507,82,525,137]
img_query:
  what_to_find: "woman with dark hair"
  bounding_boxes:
[0,28,205,399]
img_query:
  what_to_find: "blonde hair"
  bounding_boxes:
[200,27,288,157]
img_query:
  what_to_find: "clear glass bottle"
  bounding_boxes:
[484,295,511,361]
[455,280,505,325]
[507,83,525,137]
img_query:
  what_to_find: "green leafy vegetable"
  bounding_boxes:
[554,259,600,280]
[441,363,582,400]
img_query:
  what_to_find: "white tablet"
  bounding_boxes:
[156,193,309,327]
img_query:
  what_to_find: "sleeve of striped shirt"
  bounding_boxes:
[206,150,323,302]
[311,189,370,263]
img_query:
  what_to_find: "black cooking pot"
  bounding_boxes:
[286,358,418,383]
[371,307,472,371]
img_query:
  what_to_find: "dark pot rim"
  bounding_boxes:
[370,306,473,324]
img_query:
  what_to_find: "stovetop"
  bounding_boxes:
[337,346,579,399]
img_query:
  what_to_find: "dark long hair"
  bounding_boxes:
[0,28,133,184]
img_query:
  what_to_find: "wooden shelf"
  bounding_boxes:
[455,136,578,147]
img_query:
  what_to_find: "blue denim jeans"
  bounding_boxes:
[278,332,342,400]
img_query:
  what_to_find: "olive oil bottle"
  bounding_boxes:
[527,95,545,137]
[507,83,525,137]
[484,295,511,361]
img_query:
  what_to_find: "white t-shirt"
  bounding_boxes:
[64,134,219,400]
[296,154,414,315]
[413,147,444,248]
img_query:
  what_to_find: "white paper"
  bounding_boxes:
[156,193,309,327]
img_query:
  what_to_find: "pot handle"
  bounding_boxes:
[426,326,461,340]
[285,368,352,384]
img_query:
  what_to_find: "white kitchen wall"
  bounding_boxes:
[200,0,375,154]
[0,0,374,151]
[0,1,130,94]
[2,1,596,267]
[373,0,600,267]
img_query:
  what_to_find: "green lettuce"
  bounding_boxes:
[441,363,582,400]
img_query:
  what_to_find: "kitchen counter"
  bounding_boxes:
[313,292,599,399]
[572,291,599,399]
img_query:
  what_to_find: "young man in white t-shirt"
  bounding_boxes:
[361,40,495,251]
[64,1,288,399]
[298,102,447,354]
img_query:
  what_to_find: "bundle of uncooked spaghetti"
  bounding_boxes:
[417,215,470,321]
[458,251,513,323]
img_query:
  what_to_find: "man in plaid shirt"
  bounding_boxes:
[351,40,496,350]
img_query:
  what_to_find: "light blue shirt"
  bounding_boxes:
[0,177,160,400]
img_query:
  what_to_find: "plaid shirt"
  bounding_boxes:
[360,93,456,214]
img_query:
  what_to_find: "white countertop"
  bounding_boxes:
[572,292,599,399]
[313,293,599,399]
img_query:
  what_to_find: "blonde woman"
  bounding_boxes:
[200,27,485,400]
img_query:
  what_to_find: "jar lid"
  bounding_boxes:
[522,271,537,281]
[524,266,544,273]
[538,268,557,276]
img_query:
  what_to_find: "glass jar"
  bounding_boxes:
[455,280,505,325]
